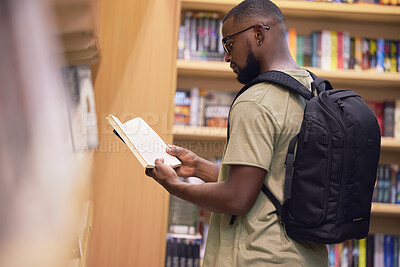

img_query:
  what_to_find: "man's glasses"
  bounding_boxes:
[222,25,270,55]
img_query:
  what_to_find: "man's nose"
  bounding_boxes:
[224,53,231,62]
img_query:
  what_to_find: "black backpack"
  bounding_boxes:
[228,70,381,244]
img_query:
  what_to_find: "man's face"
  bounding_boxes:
[222,18,261,84]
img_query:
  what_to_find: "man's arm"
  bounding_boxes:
[147,159,267,216]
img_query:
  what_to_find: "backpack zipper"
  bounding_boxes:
[317,95,348,223]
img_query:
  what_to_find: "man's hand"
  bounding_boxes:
[167,145,198,178]
[145,158,181,194]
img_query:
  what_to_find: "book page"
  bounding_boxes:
[123,117,181,168]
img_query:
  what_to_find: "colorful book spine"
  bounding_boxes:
[384,40,391,72]
[303,35,312,67]
[359,238,367,267]
[390,41,398,73]
[311,31,321,68]
[377,38,385,72]
[321,30,331,70]
[337,31,343,69]
[354,37,362,71]
[384,101,395,138]
[343,32,351,70]
[296,34,304,66]
[288,28,297,62]
[331,31,338,71]
[361,38,370,70]
[369,39,377,71]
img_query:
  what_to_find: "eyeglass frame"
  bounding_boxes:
[222,24,270,55]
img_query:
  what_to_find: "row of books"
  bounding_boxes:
[373,165,400,204]
[174,88,234,127]
[366,100,400,139]
[165,234,201,267]
[178,11,225,61]
[327,235,399,267]
[287,29,400,72]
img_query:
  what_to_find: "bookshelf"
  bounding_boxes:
[53,0,101,65]
[173,0,400,247]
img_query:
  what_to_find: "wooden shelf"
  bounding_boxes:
[371,203,400,217]
[174,127,400,151]
[181,0,400,23]
[53,0,101,65]
[177,60,400,87]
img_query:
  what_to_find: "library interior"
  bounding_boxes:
[1,0,400,266]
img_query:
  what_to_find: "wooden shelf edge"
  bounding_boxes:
[174,127,400,151]
[371,203,400,217]
[177,60,400,85]
[181,0,400,23]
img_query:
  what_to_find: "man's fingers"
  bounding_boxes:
[166,145,184,156]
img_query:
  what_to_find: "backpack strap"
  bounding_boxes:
[228,70,315,225]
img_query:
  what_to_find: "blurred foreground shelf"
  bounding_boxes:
[53,0,101,65]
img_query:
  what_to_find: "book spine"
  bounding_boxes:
[343,32,351,70]
[367,235,375,267]
[297,34,304,66]
[288,28,297,62]
[350,37,355,69]
[354,37,362,71]
[384,40,391,72]
[384,101,395,138]
[397,172,400,204]
[331,31,338,71]
[321,30,331,70]
[390,41,398,73]
[359,238,367,267]
[337,31,343,70]
[369,39,377,70]
[311,31,320,68]
[384,235,394,267]
[303,35,312,67]
[377,38,385,73]
[190,87,200,127]
[361,38,370,70]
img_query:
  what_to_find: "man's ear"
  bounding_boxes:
[254,24,264,45]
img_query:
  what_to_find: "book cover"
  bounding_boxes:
[174,89,191,126]
[204,91,234,128]
[106,115,181,168]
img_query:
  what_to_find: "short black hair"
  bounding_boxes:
[223,0,285,25]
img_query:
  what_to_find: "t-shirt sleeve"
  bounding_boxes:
[223,101,279,172]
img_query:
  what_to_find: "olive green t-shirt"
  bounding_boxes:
[202,70,329,267]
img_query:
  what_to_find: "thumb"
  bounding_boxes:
[167,145,185,156]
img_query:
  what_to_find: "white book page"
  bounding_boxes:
[123,117,181,167]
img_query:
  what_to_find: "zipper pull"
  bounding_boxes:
[304,117,312,143]
[337,99,344,110]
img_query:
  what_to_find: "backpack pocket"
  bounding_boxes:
[286,117,331,227]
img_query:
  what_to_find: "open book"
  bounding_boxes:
[106,115,181,168]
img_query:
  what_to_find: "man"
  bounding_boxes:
[146,0,329,265]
